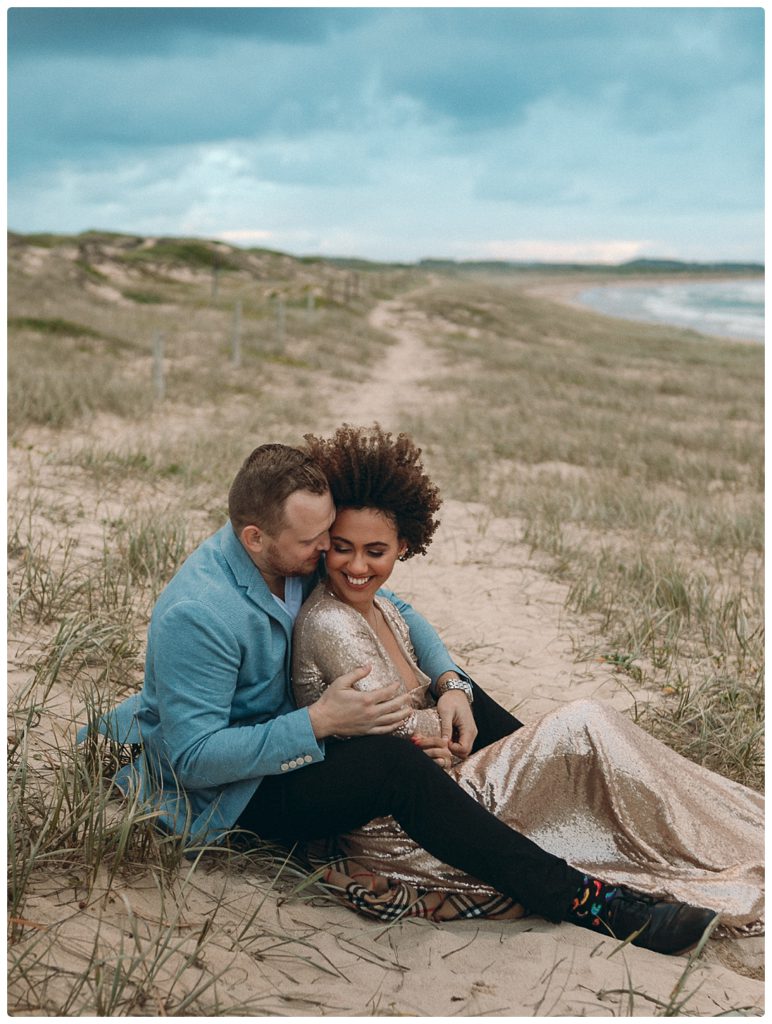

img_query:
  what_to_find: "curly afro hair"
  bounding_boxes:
[303,424,441,559]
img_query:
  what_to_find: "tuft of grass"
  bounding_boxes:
[120,238,241,271]
[30,613,142,697]
[122,289,165,304]
[638,673,764,786]
[9,684,167,923]
[114,514,191,600]
[9,536,85,625]
[8,668,334,1014]
[8,316,104,338]
[75,259,109,282]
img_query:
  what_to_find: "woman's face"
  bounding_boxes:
[325,507,406,608]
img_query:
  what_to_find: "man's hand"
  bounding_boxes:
[308,667,411,739]
[411,732,453,769]
[437,690,477,758]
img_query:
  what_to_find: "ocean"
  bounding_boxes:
[576,278,764,343]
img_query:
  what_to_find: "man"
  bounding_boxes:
[91,442,715,956]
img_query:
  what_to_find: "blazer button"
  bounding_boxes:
[303,754,313,763]
[280,762,289,771]
[288,759,298,769]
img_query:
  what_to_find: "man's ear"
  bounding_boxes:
[240,524,264,555]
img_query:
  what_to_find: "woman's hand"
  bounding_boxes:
[307,667,411,739]
[437,690,477,759]
[411,732,453,769]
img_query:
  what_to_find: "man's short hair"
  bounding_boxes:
[228,443,329,537]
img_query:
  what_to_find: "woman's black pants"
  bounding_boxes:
[237,682,584,922]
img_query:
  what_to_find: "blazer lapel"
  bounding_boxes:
[219,523,289,628]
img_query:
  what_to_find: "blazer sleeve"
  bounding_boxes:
[151,600,323,789]
[377,586,470,689]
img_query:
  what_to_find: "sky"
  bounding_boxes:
[6,6,765,264]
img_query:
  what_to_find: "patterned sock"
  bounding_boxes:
[565,875,619,929]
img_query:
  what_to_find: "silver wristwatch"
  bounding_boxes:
[435,676,474,705]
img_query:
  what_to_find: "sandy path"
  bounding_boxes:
[339,292,448,427]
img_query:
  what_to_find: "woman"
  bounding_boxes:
[292,425,763,938]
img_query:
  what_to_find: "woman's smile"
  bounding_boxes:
[344,573,375,588]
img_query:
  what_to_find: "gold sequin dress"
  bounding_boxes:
[292,582,764,933]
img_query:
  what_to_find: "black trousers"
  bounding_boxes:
[237,682,583,922]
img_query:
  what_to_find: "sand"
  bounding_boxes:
[8,287,764,1016]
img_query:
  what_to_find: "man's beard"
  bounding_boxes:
[264,543,321,579]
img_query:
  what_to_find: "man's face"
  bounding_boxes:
[260,489,335,578]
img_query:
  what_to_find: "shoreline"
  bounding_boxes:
[523,274,764,345]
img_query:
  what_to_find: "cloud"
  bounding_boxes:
[217,229,274,244]
[373,8,763,134]
[8,38,390,175]
[7,8,374,55]
[472,240,651,264]
[471,85,762,214]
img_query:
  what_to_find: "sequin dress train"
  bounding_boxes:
[292,582,764,933]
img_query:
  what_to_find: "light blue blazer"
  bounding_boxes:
[87,522,463,845]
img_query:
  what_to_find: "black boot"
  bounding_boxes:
[604,887,718,956]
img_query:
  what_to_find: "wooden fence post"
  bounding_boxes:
[152,331,165,401]
[231,299,242,367]
[275,295,285,352]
